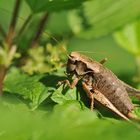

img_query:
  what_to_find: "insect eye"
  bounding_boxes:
[66,63,76,72]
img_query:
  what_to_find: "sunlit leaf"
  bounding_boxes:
[114,20,140,55]
[69,0,140,39]
[4,68,53,109]
[51,85,79,104]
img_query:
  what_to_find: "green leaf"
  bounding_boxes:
[0,98,140,140]
[4,68,53,109]
[113,20,140,55]
[51,85,79,104]
[50,101,98,125]
[26,0,87,13]
[69,0,140,39]
[68,10,84,34]
[1,94,30,112]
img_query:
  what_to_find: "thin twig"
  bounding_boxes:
[5,0,21,47]
[17,13,33,37]
[30,12,49,48]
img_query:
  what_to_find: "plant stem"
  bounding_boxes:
[1,0,21,95]
[30,12,49,48]
[0,65,7,95]
[17,14,33,37]
[5,0,21,47]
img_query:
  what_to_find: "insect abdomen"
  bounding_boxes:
[95,68,134,115]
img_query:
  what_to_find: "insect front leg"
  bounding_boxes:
[58,76,80,89]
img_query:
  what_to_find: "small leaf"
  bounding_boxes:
[51,85,79,104]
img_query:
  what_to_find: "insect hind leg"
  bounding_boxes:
[82,82,94,111]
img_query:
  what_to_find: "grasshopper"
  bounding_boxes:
[62,52,140,121]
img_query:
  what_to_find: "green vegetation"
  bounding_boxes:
[0,0,140,139]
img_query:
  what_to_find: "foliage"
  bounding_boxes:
[4,68,53,109]
[114,20,140,55]
[0,0,140,139]
[1,100,140,140]
[113,20,140,84]
[26,0,87,13]
[68,0,140,39]
[21,43,66,74]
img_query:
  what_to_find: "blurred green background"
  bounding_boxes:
[0,0,140,140]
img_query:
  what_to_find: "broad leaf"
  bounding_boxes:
[114,20,140,55]
[4,68,53,109]
[69,0,140,39]
[0,101,140,140]
[26,0,87,13]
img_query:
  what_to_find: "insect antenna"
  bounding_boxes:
[75,51,107,55]
[0,7,107,55]
[0,7,108,59]
[42,31,69,55]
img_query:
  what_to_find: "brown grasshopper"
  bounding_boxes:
[62,52,140,121]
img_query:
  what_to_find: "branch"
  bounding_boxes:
[5,0,21,47]
[1,0,21,95]
[30,12,49,48]
[17,14,33,37]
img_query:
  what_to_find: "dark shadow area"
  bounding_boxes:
[40,74,66,88]
[76,82,90,107]
[94,100,123,120]
[2,92,31,107]
[39,74,74,112]
[37,94,57,113]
